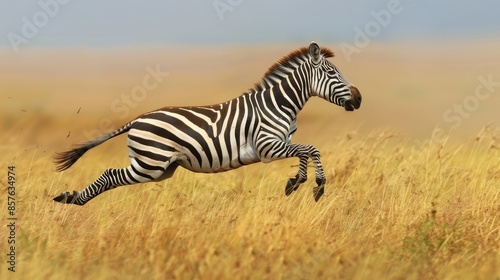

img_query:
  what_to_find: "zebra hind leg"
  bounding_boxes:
[53,190,80,204]
[53,165,163,206]
[153,162,179,182]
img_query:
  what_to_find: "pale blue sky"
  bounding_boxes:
[1,0,499,49]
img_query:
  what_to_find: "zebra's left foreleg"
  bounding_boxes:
[285,155,308,196]
[262,141,326,201]
[309,149,326,201]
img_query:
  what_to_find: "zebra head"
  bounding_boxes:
[308,42,362,111]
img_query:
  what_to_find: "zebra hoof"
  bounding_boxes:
[285,178,297,196]
[313,186,324,202]
[53,191,79,204]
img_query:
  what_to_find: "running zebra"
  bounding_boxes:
[53,42,362,205]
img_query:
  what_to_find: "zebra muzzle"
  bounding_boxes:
[344,86,362,111]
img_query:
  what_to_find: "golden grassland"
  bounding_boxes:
[1,41,499,279]
[1,125,499,279]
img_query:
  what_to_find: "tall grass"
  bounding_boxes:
[1,126,499,280]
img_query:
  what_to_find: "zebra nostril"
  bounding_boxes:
[348,86,362,108]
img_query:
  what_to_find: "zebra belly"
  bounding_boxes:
[178,141,260,173]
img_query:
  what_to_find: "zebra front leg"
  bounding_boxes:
[283,144,326,201]
[285,156,308,196]
[264,142,323,201]
[309,149,326,202]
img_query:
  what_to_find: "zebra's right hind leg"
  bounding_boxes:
[54,160,178,206]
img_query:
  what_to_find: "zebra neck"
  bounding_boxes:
[248,82,309,123]
[248,61,312,119]
[271,79,310,119]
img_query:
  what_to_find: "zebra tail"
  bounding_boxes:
[53,121,135,172]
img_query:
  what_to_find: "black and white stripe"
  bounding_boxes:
[53,42,362,205]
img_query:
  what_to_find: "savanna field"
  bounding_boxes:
[1,41,499,279]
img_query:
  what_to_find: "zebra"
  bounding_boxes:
[53,42,362,206]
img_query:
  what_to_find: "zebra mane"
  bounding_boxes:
[251,46,334,92]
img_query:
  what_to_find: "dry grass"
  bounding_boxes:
[1,123,499,279]
[1,41,499,279]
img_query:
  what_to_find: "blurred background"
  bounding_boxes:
[1,0,499,153]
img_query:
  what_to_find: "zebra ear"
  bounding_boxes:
[309,42,321,63]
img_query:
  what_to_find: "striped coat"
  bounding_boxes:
[53,42,362,205]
